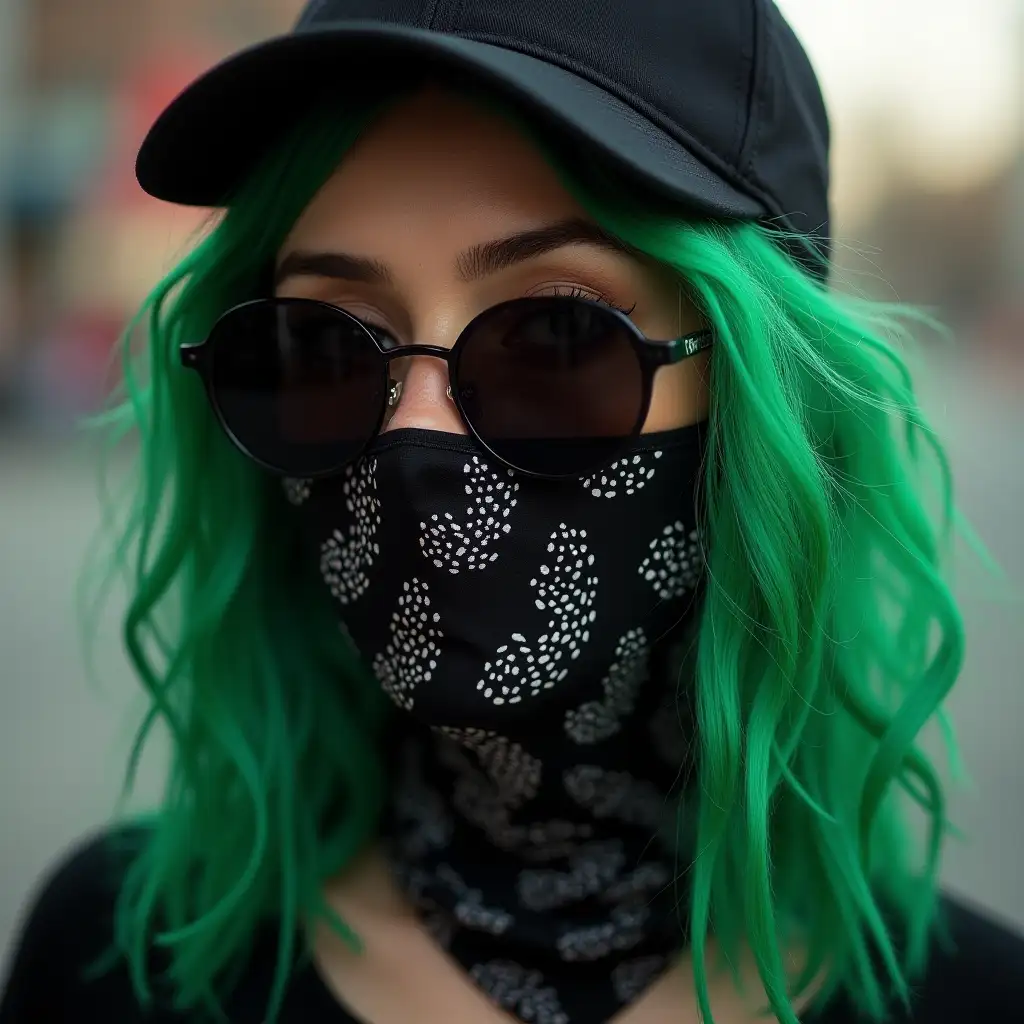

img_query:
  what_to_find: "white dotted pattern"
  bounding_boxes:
[517,839,625,912]
[443,752,593,858]
[564,627,649,744]
[371,578,442,711]
[556,904,649,962]
[437,727,541,806]
[638,521,702,599]
[282,477,310,506]
[563,765,666,830]
[319,460,381,605]
[420,456,519,573]
[435,864,514,936]
[611,955,670,1003]
[470,961,569,1024]
[601,861,672,905]
[582,450,663,499]
[476,525,598,706]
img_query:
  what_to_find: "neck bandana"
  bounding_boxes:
[286,426,706,1023]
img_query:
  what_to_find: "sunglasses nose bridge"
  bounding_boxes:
[383,344,458,407]
[390,376,456,406]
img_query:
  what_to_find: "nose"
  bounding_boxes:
[382,353,466,435]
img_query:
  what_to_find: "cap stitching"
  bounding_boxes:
[741,14,774,200]
[421,0,441,30]
[448,0,469,32]
[734,0,762,172]
[429,0,464,33]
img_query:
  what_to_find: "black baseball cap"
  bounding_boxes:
[137,0,831,272]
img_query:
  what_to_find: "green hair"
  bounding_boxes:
[86,90,966,1024]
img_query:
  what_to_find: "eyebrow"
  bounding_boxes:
[273,217,638,289]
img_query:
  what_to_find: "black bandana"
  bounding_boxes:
[286,426,705,1023]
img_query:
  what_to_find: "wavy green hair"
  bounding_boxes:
[85,89,965,1024]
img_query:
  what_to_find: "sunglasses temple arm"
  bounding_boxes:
[180,342,207,371]
[678,329,714,359]
[648,328,714,367]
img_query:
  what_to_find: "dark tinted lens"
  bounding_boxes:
[454,299,645,475]
[209,300,386,476]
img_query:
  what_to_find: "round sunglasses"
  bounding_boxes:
[180,295,713,479]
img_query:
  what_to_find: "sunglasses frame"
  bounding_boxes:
[180,295,714,480]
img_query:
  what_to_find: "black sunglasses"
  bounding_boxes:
[181,295,713,479]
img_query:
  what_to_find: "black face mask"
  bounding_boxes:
[287,426,706,731]
[286,426,707,1023]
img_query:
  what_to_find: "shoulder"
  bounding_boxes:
[811,893,1024,1023]
[0,827,362,1024]
[0,825,157,1023]
[924,893,1024,1015]
[18,824,146,917]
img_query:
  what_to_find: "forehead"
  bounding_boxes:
[284,87,590,248]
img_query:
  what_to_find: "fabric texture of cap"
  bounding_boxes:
[136,0,831,271]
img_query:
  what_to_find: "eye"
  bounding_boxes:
[329,305,400,349]
[499,302,621,372]
[360,321,400,350]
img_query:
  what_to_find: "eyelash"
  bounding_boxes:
[540,284,637,316]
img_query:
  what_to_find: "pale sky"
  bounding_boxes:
[775,0,1024,197]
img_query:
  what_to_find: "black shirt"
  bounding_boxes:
[2,828,1023,1023]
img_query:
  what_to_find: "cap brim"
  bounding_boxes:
[136,22,766,221]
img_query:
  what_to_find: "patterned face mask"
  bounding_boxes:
[285,425,707,1023]
[287,426,706,730]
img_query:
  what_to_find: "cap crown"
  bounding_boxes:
[297,0,830,241]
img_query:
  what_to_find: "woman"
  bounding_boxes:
[2,2,1022,1022]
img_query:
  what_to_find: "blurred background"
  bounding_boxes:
[1,0,1022,976]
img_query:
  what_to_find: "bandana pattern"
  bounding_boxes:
[290,426,705,1022]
